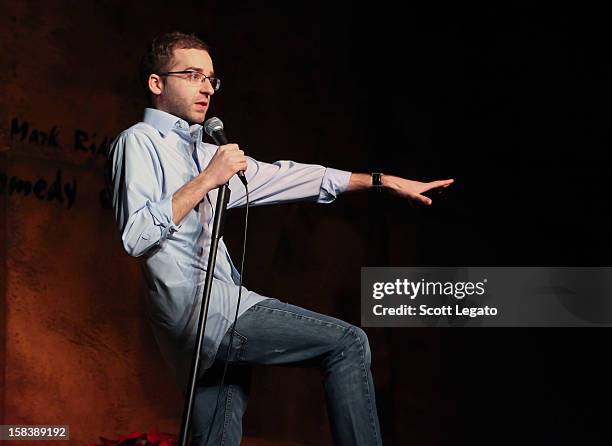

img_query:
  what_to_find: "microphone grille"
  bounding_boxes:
[204,117,224,137]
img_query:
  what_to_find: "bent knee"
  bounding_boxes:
[348,325,372,366]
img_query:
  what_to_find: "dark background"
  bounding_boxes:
[220,4,612,443]
[222,2,612,444]
[216,3,612,444]
[2,2,611,445]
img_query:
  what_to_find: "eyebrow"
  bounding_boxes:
[182,66,215,77]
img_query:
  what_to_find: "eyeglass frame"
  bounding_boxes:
[157,70,221,91]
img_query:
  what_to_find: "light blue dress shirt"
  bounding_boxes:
[109,108,351,391]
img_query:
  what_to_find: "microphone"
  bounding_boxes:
[204,117,248,186]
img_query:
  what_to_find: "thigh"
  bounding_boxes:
[217,298,358,367]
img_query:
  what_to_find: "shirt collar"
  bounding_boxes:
[143,108,203,144]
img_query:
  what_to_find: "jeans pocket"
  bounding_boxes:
[218,327,247,363]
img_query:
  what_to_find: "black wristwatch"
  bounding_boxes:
[371,172,384,189]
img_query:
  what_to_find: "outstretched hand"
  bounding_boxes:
[383,176,454,206]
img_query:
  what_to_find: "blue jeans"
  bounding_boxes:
[190,297,383,446]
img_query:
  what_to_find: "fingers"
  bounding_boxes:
[217,143,242,157]
[420,178,454,194]
[417,194,432,206]
[217,144,248,171]
[431,179,454,188]
[205,144,249,187]
[417,178,454,205]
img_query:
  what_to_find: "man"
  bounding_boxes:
[109,32,453,446]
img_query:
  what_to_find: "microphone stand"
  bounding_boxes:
[178,182,231,446]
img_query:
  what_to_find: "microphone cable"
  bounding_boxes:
[201,181,249,446]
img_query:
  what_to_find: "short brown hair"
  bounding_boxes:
[141,32,210,102]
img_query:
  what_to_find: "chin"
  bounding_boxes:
[190,111,207,124]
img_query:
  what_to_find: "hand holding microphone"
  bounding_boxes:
[204,117,248,186]
[169,117,247,225]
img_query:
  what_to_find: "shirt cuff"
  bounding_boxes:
[318,168,352,203]
[146,195,180,239]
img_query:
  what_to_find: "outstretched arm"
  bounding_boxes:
[196,142,453,209]
[347,173,454,205]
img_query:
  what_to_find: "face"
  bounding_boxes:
[149,48,215,124]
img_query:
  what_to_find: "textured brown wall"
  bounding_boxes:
[0,2,402,445]
[0,1,471,444]
[1,114,6,429]
[0,2,190,443]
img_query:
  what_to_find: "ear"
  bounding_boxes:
[148,73,163,97]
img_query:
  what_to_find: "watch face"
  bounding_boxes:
[372,173,383,187]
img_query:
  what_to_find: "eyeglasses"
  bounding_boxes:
[159,70,221,91]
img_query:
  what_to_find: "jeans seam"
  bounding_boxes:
[251,304,348,333]
[350,328,380,445]
[220,385,234,446]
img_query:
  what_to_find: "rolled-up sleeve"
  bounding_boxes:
[318,167,352,203]
[110,131,179,257]
[227,156,352,209]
